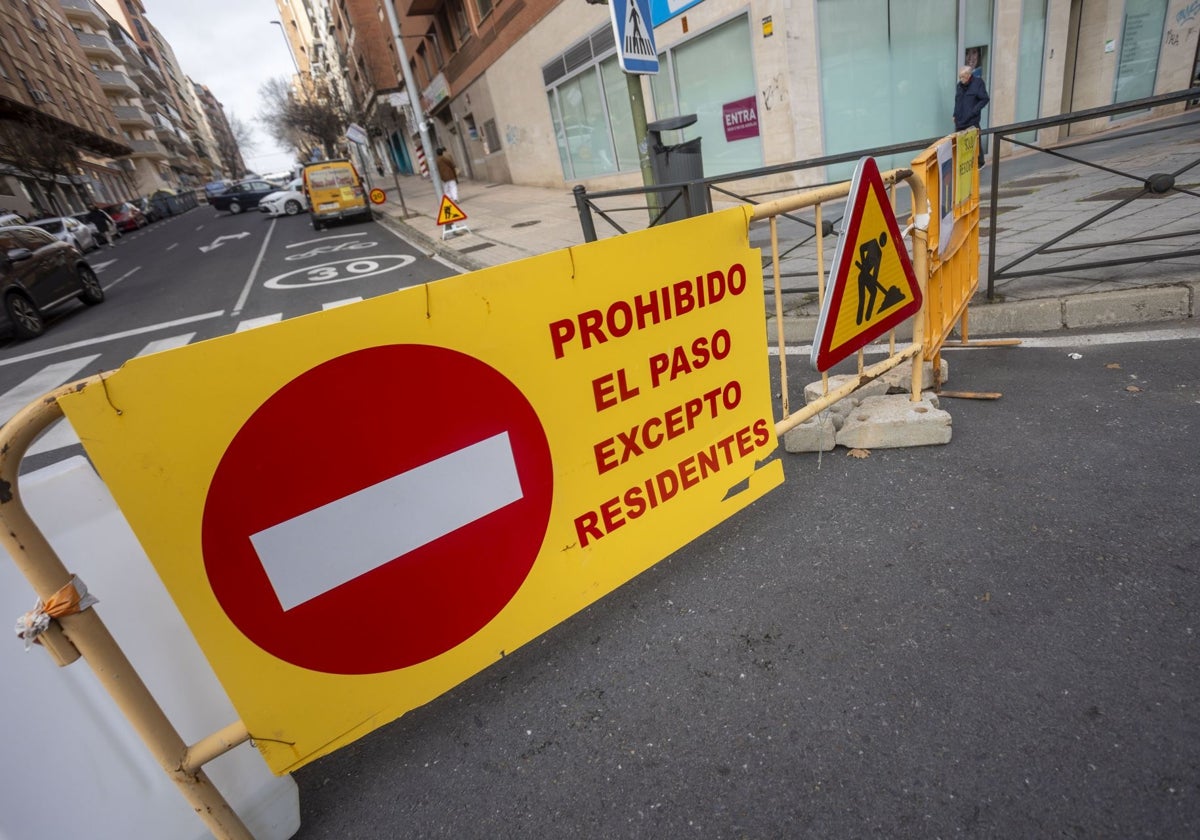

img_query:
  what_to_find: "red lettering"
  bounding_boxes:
[579,310,606,350]
[592,372,617,410]
[549,319,574,359]
[594,437,618,475]
[574,510,602,548]
[678,455,699,490]
[600,496,626,533]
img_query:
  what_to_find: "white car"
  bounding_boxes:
[258,178,308,217]
[29,216,97,252]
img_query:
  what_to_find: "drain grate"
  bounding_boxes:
[1006,174,1076,188]
[458,242,495,253]
[512,220,541,228]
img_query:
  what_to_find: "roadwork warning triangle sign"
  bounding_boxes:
[811,157,922,371]
[437,194,468,226]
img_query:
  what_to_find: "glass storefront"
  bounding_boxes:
[1113,0,1169,104]
[650,15,763,177]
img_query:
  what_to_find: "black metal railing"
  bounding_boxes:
[573,88,1200,301]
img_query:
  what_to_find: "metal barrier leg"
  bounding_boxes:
[0,378,254,840]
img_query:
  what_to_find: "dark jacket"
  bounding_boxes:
[954,74,989,130]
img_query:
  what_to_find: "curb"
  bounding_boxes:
[374,208,489,273]
[769,280,1198,341]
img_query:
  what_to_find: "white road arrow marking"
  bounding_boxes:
[199,232,250,253]
[251,431,523,612]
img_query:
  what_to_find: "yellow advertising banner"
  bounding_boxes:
[58,207,783,774]
[955,129,978,209]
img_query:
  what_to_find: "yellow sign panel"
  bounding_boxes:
[437,194,467,225]
[811,157,922,371]
[58,207,783,775]
[955,129,977,208]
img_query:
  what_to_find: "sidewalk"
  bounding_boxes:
[370,128,1199,337]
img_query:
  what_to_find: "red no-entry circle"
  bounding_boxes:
[201,345,553,674]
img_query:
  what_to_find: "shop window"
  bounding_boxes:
[650,15,762,178]
[483,118,500,154]
[1113,0,1168,104]
[544,25,633,180]
[464,113,479,141]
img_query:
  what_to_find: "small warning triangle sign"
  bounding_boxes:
[437,194,468,226]
[811,157,922,372]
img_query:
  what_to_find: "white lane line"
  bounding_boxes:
[322,297,363,309]
[251,431,523,612]
[0,310,224,368]
[139,333,196,355]
[231,219,276,317]
[286,232,366,249]
[90,258,117,271]
[26,333,199,456]
[237,314,282,331]
[103,265,140,291]
[166,243,178,251]
[0,356,101,423]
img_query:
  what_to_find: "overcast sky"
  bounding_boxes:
[145,0,298,175]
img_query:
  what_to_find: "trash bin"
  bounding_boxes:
[647,114,709,224]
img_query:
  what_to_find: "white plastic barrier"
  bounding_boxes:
[0,456,300,840]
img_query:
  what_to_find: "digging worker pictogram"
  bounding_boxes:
[854,231,905,325]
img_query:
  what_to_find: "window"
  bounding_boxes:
[475,0,494,21]
[544,26,636,180]
[447,0,471,45]
[436,8,458,52]
[482,118,500,154]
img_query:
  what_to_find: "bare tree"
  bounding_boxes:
[258,76,351,160]
[217,112,255,179]
[0,113,83,215]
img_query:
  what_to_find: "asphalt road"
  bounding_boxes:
[293,323,1200,839]
[0,205,455,473]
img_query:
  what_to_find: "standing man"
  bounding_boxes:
[435,147,459,201]
[85,204,115,248]
[435,146,463,233]
[953,65,990,168]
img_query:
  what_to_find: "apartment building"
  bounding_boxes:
[95,0,208,189]
[320,0,1199,193]
[194,81,246,179]
[0,0,130,216]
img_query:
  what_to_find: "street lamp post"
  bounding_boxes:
[270,20,301,78]
[379,2,443,201]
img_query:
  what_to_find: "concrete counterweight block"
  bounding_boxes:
[836,392,952,449]
[782,412,838,453]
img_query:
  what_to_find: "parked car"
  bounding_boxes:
[29,216,97,252]
[209,179,279,215]
[0,213,27,227]
[101,202,148,232]
[258,178,308,217]
[132,196,161,223]
[0,225,104,339]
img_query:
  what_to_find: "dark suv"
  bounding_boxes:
[0,226,104,339]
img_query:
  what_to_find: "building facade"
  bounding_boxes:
[0,0,131,216]
[327,0,1200,192]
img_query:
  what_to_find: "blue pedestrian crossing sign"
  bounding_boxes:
[610,0,658,74]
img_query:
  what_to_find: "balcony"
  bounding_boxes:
[59,0,104,28]
[95,69,137,95]
[112,104,153,128]
[127,138,168,160]
[75,32,122,64]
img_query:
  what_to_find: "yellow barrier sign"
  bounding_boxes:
[811,157,921,371]
[58,207,783,774]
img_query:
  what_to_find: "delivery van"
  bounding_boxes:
[302,159,372,230]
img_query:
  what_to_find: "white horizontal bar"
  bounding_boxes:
[251,431,523,611]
